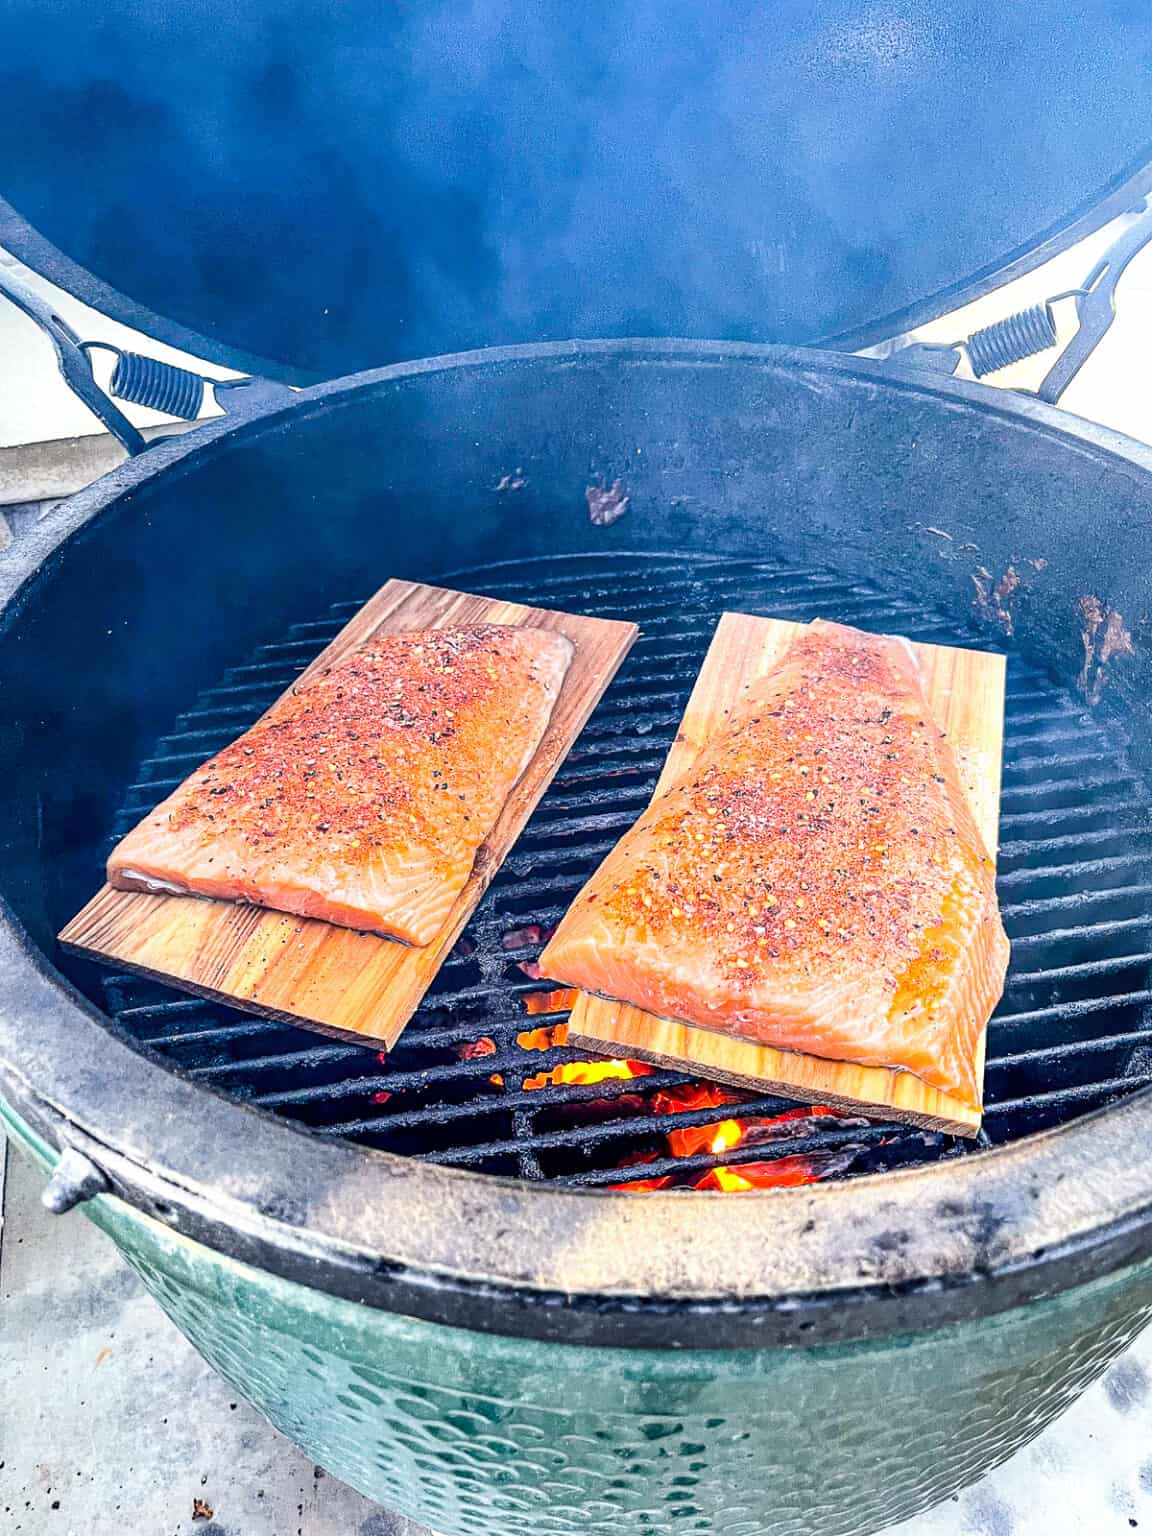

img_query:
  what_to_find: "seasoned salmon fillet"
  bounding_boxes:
[108,624,573,945]
[541,620,1008,1108]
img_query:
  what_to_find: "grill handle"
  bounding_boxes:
[0,267,294,455]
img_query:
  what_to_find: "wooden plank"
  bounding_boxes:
[568,614,1005,1138]
[60,580,637,1050]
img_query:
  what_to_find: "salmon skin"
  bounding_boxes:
[541,619,1008,1109]
[108,624,573,946]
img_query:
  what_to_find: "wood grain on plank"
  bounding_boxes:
[568,613,1005,1138]
[61,580,637,1049]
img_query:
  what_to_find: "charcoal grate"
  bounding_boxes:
[88,553,1152,1189]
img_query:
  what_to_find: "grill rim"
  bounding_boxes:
[4,338,1152,1350]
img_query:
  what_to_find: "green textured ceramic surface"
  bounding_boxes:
[7,1106,1152,1536]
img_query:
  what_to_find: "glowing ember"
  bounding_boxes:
[517,959,544,980]
[709,1119,744,1155]
[505,989,852,1194]
[612,1087,850,1194]
[517,1023,566,1051]
[516,1019,651,1090]
[458,1036,497,1060]
[502,925,543,949]
[659,1085,742,1159]
[523,988,579,1015]
[371,1090,392,1105]
[695,1155,821,1192]
[609,1151,674,1193]
[489,1073,505,1087]
[653,1083,739,1116]
[522,1057,651,1091]
[700,1166,754,1192]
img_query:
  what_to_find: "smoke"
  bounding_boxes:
[0,1,1150,377]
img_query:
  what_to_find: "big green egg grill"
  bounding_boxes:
[2,342,1152,1536]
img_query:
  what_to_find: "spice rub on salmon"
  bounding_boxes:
[541,620,1007,1109]
[108,624,574,945]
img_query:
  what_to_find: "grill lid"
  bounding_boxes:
[2,0,1152,381]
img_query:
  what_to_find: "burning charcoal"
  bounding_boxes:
[555,1092,652,1125]
[739,1106,871,1145]
[610,1150,675,1192]
[523,1058,650,1092]
[458,1036,497,1060]
[522,987,579,1015]
[667,1113,740,1160]
[517,1023,566,1052]
[695,1155,818,1191]
[501,924,543,950]
[517,958,544,980]
[652,1082,742,1118]
[586,479,630,526]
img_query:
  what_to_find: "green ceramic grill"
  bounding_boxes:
[3,341,1152,1535]
[7,6,1152,1527]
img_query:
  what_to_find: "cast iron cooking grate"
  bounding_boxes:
[92,553,1152,1189]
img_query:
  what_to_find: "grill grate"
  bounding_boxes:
[89,553,1152,1189]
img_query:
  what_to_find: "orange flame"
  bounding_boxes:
[508,991,842,1194]
[709,1119,744,1155]
[517,1023,567,1051]
[517,1017,651,1090]
[653,1082,738,1116]
[523,1057,651,1090]
[699,1166,755,1192]
[523,988,579,1016]
[609,1151,674,1193]
[617,1087,842,1194]
[695,1155,822,1191]
[458,1036,497,1060]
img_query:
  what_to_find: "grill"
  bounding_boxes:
[86,551,1152,1192]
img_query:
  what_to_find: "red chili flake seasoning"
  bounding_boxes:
[593,624,981,996]
[160,628,514,864]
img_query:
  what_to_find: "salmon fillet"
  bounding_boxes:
[108,624,573,945]
[541,619,1008,1109]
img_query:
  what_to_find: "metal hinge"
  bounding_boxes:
[0,266,294,456]
[882,197,1152,403]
